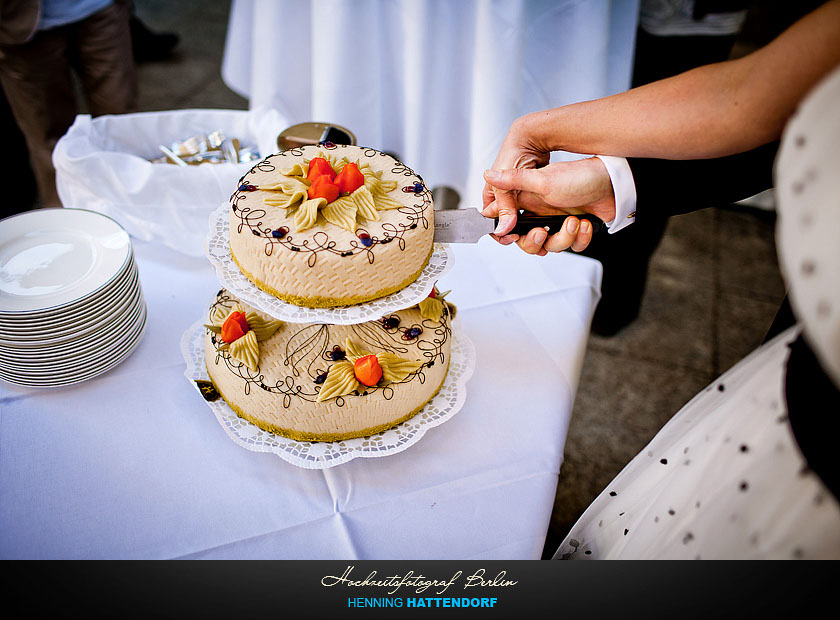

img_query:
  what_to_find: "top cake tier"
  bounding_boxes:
[228,144,435,308]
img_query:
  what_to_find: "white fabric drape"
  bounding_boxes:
[0,239,601,559]
[222,0,639,206]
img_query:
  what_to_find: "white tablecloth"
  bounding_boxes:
[0,237,600,559]
[222,0,639,205]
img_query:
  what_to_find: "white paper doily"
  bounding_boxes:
[206,202,452,324]
[180,318,476,469]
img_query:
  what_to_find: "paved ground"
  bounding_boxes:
[129,0,786,558]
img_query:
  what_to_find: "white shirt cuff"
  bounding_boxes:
[595,155,636,234]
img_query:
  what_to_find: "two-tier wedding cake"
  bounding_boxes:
[201,144,454,441]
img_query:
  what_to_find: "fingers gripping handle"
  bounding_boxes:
[496,213,604,237]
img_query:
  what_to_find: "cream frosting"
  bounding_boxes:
[204,290,453,441]
[229,144,435,308]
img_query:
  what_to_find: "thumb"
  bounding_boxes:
[484,168,545,195]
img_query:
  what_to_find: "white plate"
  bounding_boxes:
[0,274,143,347]
[181,316,476,469]
[0,270,139,341]
[0,306,147,385]
[0,292,145,360]
[0,253,137,328]
[0,315,146,382]
[0,328,146,387]
[0,302,146,370]
[0,251,139,331]
[0,208,131,313]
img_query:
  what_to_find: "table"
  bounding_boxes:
[222,0,639,206]
[0,235,600,559]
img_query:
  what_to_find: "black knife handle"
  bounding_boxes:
[495,213,603,237]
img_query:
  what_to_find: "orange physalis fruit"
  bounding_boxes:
[221,311,249,343]
[308,174,340,203]
[306,157,336,183]
[334,162,365,194]
[353,354,383,387]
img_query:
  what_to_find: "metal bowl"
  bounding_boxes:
[276,122,357,150]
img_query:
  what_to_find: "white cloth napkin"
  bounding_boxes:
[52,107,288,257]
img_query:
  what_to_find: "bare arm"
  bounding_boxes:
[482,0,840,253]
[514,0,840,160]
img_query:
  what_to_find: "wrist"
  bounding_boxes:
[580,156,617,223]
[516,111,552,155]
[594,155,636,233]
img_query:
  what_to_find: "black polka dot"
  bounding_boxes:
[619,512,625,517]
[668,509,675,516]
[609,491,617,497]
[660,458,668,465]
[624,529,629,536]
[740,444,749,453]
[817,300,831,318]
[740,481,749,492]
[682,532,694,544]
[584,550,592,555]
[795,135,806,148]
[718,384,725,392]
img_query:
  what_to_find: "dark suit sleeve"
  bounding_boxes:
[626,141,780,218]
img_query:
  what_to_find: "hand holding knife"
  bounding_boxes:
[433,207,602,244]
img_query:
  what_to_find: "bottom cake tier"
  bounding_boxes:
[203,288,455,442]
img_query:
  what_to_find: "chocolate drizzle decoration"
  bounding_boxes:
[207,291,450,406]
[230,147,431,267]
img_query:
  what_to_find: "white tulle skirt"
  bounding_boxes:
[554,326,840,560]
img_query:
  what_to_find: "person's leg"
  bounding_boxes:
[0,84,37,217]
[583,29,739,336]
[69,0,137,117]
[584,213,669,336]
[0,28,77,207]
[129,14,179,63]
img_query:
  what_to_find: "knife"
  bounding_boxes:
[433,207,603,243]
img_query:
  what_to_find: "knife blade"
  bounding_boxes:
[433,207,603,243]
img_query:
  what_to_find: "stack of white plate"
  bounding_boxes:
[0,208,147,388]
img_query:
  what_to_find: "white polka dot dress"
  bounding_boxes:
[554,327,840,559]
[555,64,840,561]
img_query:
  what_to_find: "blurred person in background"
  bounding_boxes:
[0,0,137,209]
